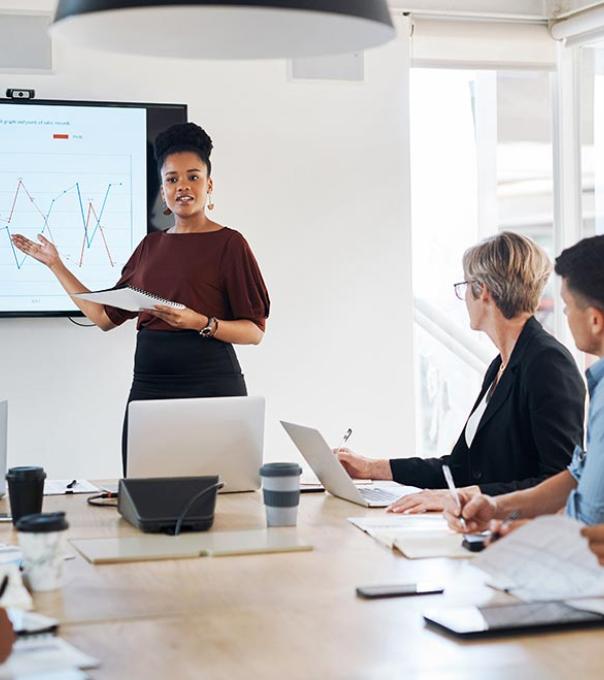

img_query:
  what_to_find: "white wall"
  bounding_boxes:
[0,11,414,478]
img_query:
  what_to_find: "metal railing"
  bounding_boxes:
[414,297,492,374]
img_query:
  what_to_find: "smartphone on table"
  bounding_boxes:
[356,583,444,599]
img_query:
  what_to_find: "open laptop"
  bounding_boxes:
[127,396,265,492]
[0,401,6,498]
[281,421,419,507]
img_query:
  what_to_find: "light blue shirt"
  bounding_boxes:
[566,356,604,524]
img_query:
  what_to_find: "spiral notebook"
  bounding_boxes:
[73,285,185,312]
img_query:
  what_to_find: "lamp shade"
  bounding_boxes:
[51,1,396,59]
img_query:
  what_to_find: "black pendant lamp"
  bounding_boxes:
[51,1,396,59]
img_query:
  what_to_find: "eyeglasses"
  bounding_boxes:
[453,280,472,300]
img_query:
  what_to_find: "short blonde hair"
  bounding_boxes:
[462,232,552,319]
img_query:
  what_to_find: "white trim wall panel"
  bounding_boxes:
[390,1,548,19]
[411,19,556,69]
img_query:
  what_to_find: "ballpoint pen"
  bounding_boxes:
[0,574,9,600]
[490,511,521,542]
[442,464,468,532]
[339,428,352,449]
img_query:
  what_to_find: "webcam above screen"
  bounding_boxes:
[0,98,186,317]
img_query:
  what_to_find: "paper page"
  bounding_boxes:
[473,515,604,601]
[74,288,183,312]
[565,597,604,615]
[7,609,59,635]
[0,637,99,678]
[393,530,474,559]
[348,514,449,533]
[348,515,466,555]
[0,564,32,610]
[44,480,100,496]
[0,544,22,566]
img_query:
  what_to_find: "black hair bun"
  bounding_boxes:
[154,122,213,169]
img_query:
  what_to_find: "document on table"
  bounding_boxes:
[565,597,604,615]
[44,479,100,496]
[473,514,604,601]
[0,544,23,566]
[0,564,33,610]
[348,515,474,558]
[0,636,99,678]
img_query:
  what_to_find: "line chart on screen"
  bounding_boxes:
[0,102,147,314]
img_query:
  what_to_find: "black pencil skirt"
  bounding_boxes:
[121,328,247,474]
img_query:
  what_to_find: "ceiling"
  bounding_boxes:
[0,1,601,22]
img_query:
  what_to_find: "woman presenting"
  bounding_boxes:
[11,122,270,472]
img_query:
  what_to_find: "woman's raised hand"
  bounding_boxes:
[11,233,60,269]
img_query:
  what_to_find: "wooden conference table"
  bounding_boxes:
[0,489,601,680]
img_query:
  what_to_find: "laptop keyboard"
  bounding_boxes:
[359,488,399,503]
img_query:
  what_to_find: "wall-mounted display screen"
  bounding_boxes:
[0,98,186,317]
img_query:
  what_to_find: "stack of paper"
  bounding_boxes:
[473,515,604,601]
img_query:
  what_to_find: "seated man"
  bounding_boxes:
[446,235,604,532]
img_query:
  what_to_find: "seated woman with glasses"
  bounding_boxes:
[336,232,586,513]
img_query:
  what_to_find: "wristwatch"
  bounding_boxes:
[199,316,217,338]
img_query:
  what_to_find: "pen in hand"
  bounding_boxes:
[442,464,468,533]
[339,428,352,450]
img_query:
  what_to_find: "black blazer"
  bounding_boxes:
[390,317,586,494]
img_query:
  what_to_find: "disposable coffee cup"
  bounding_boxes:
[259,462,302,527]
[6,467,46,525]
[16,512,69,592]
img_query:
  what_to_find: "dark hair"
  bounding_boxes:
[154,122,213,176]
[554,235,604,311]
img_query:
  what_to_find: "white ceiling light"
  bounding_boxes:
[50,1,396,59]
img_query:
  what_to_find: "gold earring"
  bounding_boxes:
[207,193,215,211]
[162,201,172,216]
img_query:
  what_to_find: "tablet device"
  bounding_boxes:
[424,601,604,638]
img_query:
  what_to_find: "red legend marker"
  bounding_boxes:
[53,133,69,139]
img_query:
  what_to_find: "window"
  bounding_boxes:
[411,68,555,455]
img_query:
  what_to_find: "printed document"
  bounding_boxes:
[474,515,604,601]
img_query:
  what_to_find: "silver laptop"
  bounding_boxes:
[128,396,265,492]
[0,402,6,498]
[281,421,419,507]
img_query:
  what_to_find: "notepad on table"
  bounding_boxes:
[44,480,100,496]
[73,285,184,312]
[348,515,474,558]
[71,529,313,564]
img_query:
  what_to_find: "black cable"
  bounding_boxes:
[67,317,96,327]
[87,491,118,507]
[172,481,224,536]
